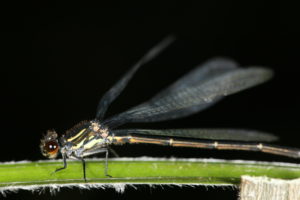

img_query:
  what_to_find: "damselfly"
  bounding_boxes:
[40,36,300,181]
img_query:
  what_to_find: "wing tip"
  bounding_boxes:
[247,129,279,142]
[245,66,274,82]
[262,133,279,142]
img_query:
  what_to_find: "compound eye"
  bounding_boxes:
[45,141,59,154]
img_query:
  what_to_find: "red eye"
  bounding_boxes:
[45,141,58,153]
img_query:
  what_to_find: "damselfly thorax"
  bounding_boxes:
[40,120,111,159]
[60,121,111,158]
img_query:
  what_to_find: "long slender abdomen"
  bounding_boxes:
[111,135,300,159]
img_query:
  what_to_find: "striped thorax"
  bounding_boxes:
[41,120,111,159]
[61,120,111,158]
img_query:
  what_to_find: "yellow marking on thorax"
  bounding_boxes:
[83,137,105,149]
[72,132,111,150]
[70,130,93,150]
[71,140,85,150]
[67,128,87,142]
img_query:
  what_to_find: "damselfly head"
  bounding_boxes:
[40,130,60,159]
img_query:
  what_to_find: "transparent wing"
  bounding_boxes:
[95,35,176,120]
[103,58,273,128]
[102,58,239,127]
[113,128,278,142]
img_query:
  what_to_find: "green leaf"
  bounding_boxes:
[1,158,300,194]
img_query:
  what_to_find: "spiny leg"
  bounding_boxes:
[80,157,87,182]
[73,155,87,182]
[53,154,67,174]
[104,149,112,177]
[76,146,112,178]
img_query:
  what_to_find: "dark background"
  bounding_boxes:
[1,1,300,199]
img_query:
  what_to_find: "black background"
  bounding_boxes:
[1,1,300,199]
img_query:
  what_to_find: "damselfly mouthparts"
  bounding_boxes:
[40,36,300,181]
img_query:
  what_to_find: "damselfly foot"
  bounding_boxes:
[105,174,112,178]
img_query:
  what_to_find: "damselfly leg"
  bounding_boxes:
[104,149,111,177]
[53,154,67,174]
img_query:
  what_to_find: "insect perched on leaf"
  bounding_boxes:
[40,36,300,181]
